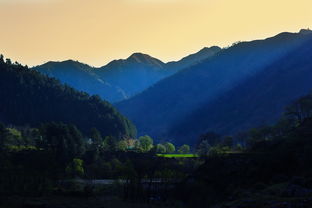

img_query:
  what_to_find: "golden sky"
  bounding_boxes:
[0,0,311,67]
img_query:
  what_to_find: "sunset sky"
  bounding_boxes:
[1,0,311,67]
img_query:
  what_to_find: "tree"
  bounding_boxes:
[39,122,86,160]
[138,135,153,152]
[5,58,11,65]
[65,158,85,178]
[286,94,312,124]
[222,136,233,148]
[117,140,128,151]
[68,124,86,157]
[198,132,221,147]
[0,123,8,151]
[134,139,141,150]
[164,142,175,153]
[90,127,102,147]
[178,144,190,154]
[102,136,117,151]
[0,54,4,63]
[156,144,166,153]
[197,140,211,157]
[234,143,243,151]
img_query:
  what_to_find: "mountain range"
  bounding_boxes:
[117,29,312,144]
[34,46,221,102]
[14,29,312,145]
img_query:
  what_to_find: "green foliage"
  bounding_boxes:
[156,144,166,153]
[66,158,85,178]
[39,122,86,160]
[164,142,176,153]
[90,127,102,147]
[0,126,39,151]
[156,154,198,158]
[6,145,37,152]
[102,136,117,151]
[116,140,128,151]
[208,146,229,156]
[134,140,141,150]
[138,135,153,152]
[234,143,243,151]
[7,128,22,138]
[196,140,211,157]
[178,144,190,154]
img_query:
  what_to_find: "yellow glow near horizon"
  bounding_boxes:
[0,0,311,67]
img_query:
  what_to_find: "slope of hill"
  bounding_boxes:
[34,47,221,102]
[166,46,221,73]
[0,57,136,139]
[169,35,312,144]
[117,30,312,143]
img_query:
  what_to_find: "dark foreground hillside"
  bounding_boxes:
[0,56,136,138]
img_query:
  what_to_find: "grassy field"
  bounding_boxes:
[156,154,199,158]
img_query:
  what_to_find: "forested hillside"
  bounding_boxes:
[0,56,136,139]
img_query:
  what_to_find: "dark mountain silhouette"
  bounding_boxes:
[34,60,124,102]
[0,57,136,139]
[34,47,221,102]
[117,30,312,144]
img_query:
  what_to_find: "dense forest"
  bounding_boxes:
[0,56,136,139]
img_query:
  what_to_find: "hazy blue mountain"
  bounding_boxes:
[95,47,221,100]
[34,60,124,102]
[117,30,312,143]
[166,46,221,73]
[94,53,167,100]
[34,47,221,102]
[168,35,312,144]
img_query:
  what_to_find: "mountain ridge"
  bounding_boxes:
[117,30,312,143]
[34,46,221,102]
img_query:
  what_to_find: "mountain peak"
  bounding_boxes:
[197,46,222,55]
[127,52,165,67]
[299,28,312,35]
[128,52,154,62]
[199,46,221,52]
